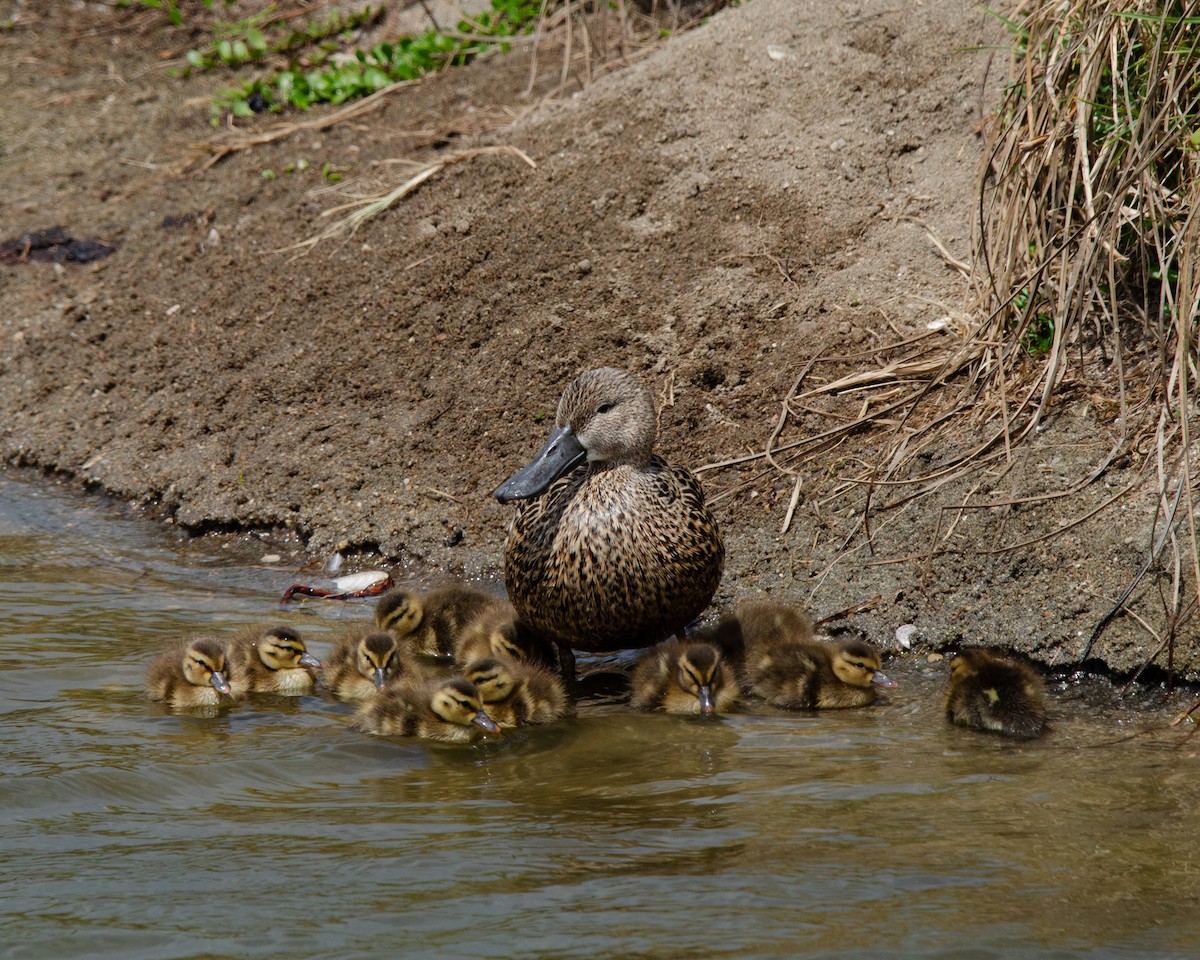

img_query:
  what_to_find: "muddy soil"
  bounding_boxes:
[0,0,1191,679]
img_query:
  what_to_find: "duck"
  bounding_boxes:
[943,648,1047,738]
[227,624,322,696]
[732,600,896,709]
[463,656,570,727]
[375,584,521,660]
[350,676,501,742]
[323,629,417,701]
[145,636,234,709]
[629,638,740,715]
[494,367,725,678]
[450,601,558,669]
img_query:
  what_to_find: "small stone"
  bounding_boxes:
[895,623,919,649]
[261,553,282,564]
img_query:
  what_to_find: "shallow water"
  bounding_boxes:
[2,473,1199,960]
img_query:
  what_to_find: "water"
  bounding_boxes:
[2,473,1199,960]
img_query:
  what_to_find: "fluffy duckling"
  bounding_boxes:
[943,648,1047,739]
[227,624,322,696]
[629,639,740,715]
[145,637,234,709]
[375,584,511,659]
[324,629,417,701]
[698,598,816,664]
[463,657,569,727]
[451,602,558,669]
[350,677,501,742]
[746,635,897,710]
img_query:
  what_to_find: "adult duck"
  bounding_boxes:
[494,367,724,678]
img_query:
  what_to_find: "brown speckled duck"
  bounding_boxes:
[944,648,1047,739]
[227,624,322,696]
[350,677,501,742]
[728,599,896,709]
[463,656,570,727]
[494,368,724,677]
[324,629,416,701]
[630,639,740,715]
[145,637,234,710]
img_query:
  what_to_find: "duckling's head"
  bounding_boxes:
[464,657,516,705]
[949,649,984,686]
[256,626,323,672]
[677,643,725,715]
[357,632,402,688]
[182,638,233,696]
[431,678,501,733]
[830,640,897,690]
[494,368,656,502]
[375,588,424,637]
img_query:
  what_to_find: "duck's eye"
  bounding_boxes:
[596,402,615,414]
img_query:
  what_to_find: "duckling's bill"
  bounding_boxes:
[210,670,233,697]
[871,670,898,689]
[472,709,502,734]
[494,425,586,502]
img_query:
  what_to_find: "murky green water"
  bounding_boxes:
[3,473,1200,959]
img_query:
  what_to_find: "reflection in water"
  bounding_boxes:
[2,473,1200,959]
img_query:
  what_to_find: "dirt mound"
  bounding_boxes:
[0,2,1178,677]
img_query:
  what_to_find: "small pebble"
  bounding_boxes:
[895,623,919,649]
[262,553,282,564]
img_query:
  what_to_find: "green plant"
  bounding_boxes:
[211,0,542,123]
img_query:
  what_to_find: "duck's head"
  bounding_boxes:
[494,367,656,502]
[830,640,897,690]
[431,678,501,733]
[677,643,726,715]
[182,638,233,697]
[375,588,424,637]
[357,632,402,688]
[256,627,323,672]
[464,657,516,705]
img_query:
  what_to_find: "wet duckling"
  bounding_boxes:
[324,629,417,701]
[463,656,569,727]
[451,601,558,669]
[375,584,511,659]
[944,648,1047,739]
[227,624,322,696]
[630,639,740,715]
[350,677,501,742]
[145,637,234,709]
[746,635,897,710]
[495,367,724,677]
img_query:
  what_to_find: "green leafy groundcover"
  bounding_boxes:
[212,0,542,123]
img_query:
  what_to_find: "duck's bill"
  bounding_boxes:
[472,710,501,734]
[871,671,899,689]
[299,652,323,669]
[493,425,586,503]
[698,685,716,715]
[372,666,387,688]
[210,671,233,697]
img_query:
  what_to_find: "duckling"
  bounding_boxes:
[463,656,569,727]
[350,677,501,742]
[451,602,558,669]
[227,624,322,696]
[630,639,740,715]
[943,648,1047,739]
[145,637,234,710]
[375,584,513,659]
[494,367,724,678]
[739,604,902,710]
[323,629,417,701]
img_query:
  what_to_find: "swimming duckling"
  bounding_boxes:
[745,634,897,710]
[463,656,569,727]
[227,624,322,696]
[375,584,512,659]
[629,639,740,715]
[145,637,234,710]
[324,629,417,701]
[451,602,558,669]
[943,648,1047,739]
[495,368,724,678]
[350,677,501,742]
